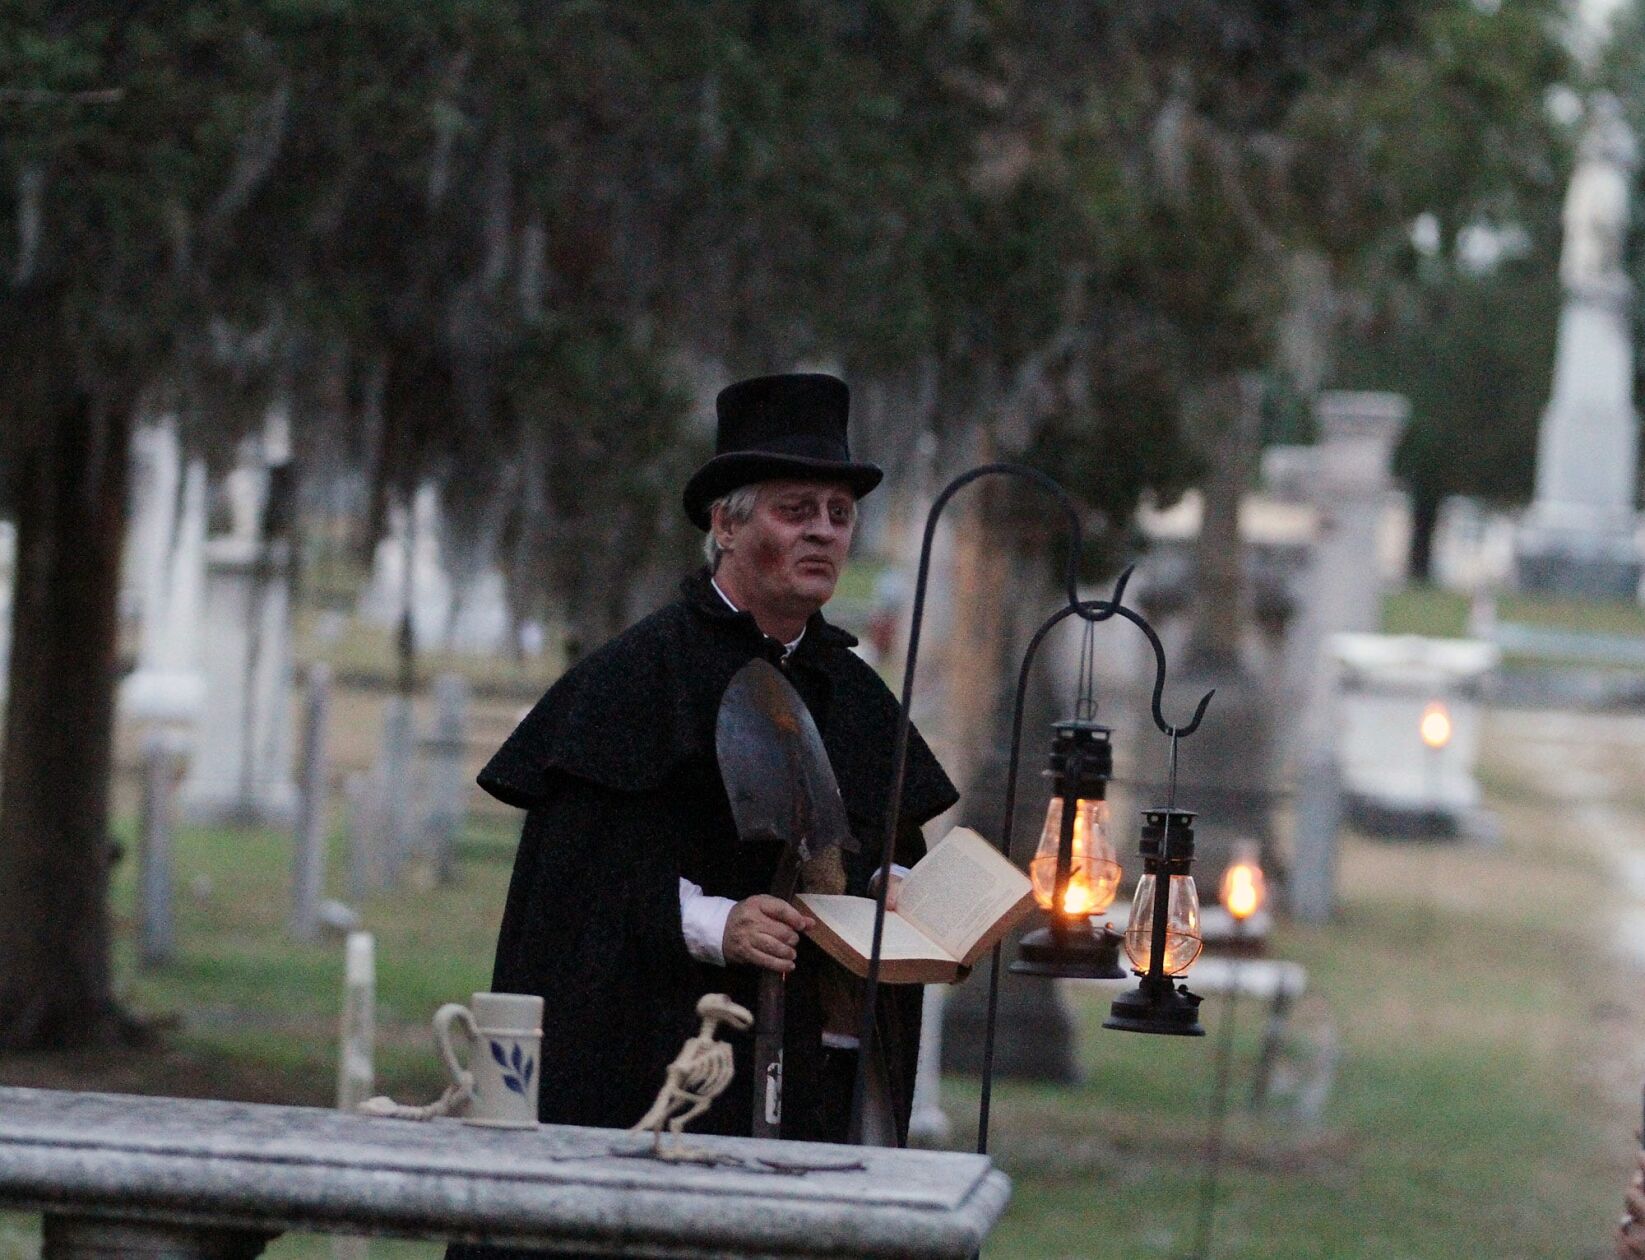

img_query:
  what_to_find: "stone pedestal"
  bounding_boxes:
[179,538,297,827]
[1300,392,1412,645]
[1276,391,1409,915]
[1329,633,1499,836]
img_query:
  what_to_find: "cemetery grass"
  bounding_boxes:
[1,710,1637,1260]
[1386,583,1645,642]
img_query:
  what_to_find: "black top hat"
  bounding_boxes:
[683,373,883,530]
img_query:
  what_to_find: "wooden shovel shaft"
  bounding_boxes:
[752,970,785,1138]
[750,850,802,1138]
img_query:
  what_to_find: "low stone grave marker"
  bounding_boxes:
[0,1086,1009,1260]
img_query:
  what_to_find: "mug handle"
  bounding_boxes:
[433,1003,479,1090]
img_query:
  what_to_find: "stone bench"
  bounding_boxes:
[0,1087,1009,1260]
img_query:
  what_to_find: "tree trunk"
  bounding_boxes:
[1186,374,1262,672]
[933,454,1078,1084]
[0,387,134,1049]
[1408,491,1438,585]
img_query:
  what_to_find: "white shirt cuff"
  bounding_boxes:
[679,877,736,966]
[871,863,912,891]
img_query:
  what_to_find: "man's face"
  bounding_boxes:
[714,479,857,621]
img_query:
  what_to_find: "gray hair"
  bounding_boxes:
[702,484,762,569]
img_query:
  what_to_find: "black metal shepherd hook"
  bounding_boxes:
[972,595,1213,1153]
[845,462,1213,1146]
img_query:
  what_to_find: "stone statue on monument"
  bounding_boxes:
[1515,92,1644,599]
[1559,93,1636,292]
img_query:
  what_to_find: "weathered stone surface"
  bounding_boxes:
[0,1087,1009,1259]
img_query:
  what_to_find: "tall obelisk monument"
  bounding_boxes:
[1517,94,1642,598]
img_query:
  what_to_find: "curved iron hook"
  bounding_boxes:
[1109,602,1215,738]
[1004,595,1216,740]
[917,462,1125,624]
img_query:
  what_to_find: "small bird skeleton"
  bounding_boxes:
[630,992,753,1156]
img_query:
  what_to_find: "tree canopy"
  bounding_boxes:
[0,0,1580,1049]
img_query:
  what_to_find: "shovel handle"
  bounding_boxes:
[751,968,785,1138]
[750,844,803,1139]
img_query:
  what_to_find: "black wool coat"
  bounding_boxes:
[472,570,958,1146]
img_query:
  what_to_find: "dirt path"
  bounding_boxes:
[1482,706,1645,1124]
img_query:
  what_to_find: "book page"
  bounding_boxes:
[797,895,952,962]
[896,827,1032,960]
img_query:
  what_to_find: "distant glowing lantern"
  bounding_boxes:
[1219,841,1266,923]
[1419,700,1453,750]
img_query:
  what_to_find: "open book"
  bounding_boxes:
[795,827,1036,985]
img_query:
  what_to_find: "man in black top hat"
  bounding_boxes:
[471,372,957,1150]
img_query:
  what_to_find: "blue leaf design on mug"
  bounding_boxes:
[522,1058,534,1088]
[489,1040,510,1069]
[511,1043,523,1073]
[503,1073,525,1096]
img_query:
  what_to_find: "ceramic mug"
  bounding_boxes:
[434,992,544,1129]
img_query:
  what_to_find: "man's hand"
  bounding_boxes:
[885,874,904,912]
[723,895,814,974]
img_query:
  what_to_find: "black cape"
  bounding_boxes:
[475,570,958,1146]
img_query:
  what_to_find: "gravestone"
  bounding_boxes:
[178,537,298,826]
[138,731,189,967]
[1517,95,1642,598]
[359,484,454,651]
[448,568,510,654]
[907,985,952,1146]
[291,664,333,941]
[337,931,375,1112]
[222,438,269,543]
[377,695,416,883]
[332,931,374,1260]
[121,422,181,628]
[942,739,1077,1084]
[120,458,207,725]
[344,771,382,900]
[422,673,469,884]
[0,519,13,725]
[1432,496,1516,594]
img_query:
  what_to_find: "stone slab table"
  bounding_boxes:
[0,1087,1010,1260]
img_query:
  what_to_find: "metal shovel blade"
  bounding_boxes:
[715,658,854,862]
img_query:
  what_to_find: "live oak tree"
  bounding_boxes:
[0,4,286,1048]
[0,1,1577,1053]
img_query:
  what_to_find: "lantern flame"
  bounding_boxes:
[1030,796,1121,916]
[1058,870,1099,915]
[1419,701,1453,750]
